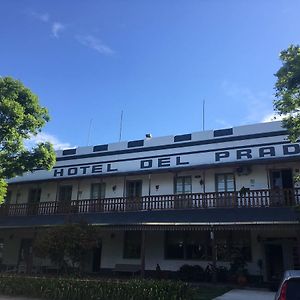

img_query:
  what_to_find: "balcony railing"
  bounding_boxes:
[1,188,299,217]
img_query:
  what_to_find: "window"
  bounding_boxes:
[185,232,212,260]
[165,231,251,262]
[215,173,235,192]
[165,231,185,259]
[215,231,252,262]
[58,185,72,202]
[28,188,41,204]
[174,176,192,194]
[123,231,141,259]
[165,231,212,260]
[90,183,106,199]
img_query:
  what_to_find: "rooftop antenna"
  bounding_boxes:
[119,110,123,142]
[86,118,93,145]
[202,99,205,131]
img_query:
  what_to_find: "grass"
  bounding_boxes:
[192,286,231,300]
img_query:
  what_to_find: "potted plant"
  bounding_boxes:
[229,248,248,286]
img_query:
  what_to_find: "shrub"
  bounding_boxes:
[179,265,205,282]
[0,275,192,300]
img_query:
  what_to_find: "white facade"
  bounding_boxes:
[1,121,300,282]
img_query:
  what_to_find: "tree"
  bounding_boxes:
[274,45,300,142]
[33,223,97,273]
[0,77,56,202]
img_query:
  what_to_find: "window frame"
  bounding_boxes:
[123,231,142,259]
[90,182,106,200]
[174,176,192,194]
[215,173,236,193]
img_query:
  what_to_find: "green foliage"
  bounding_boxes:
[229,248,248,277]
[33,223,97,273]
[0,179,7,203]
[274,45,300,142]
[0,77,56,202]
[0,276,191,300]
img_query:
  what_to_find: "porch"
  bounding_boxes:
[0,188,299,217]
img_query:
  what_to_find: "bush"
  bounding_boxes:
[0,275,191,300]
[179,265,205,282]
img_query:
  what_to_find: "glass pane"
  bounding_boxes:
[59,186,72,201]
[216,175,225,192]
[165,231,184,259]
[186,232,210,260]
[176,183,183,194]
[91,183,105,199]
[123,231,141,259]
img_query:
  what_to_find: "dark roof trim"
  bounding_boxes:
[214,128,233,137]
[56,130,288,162]
[128,140,144,148]
[93,144,108,152]
[53,139,291,170]
[174,134,192,142]
[62,149,76,156]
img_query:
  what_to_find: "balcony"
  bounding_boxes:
[1,188,300,218]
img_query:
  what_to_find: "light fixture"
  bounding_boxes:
[112,185,117,192]
[155,185,160,190]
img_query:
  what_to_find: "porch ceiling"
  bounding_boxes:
[0,207,299,230]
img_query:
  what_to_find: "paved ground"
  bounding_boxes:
[214,289,276,300]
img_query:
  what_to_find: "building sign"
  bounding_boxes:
[51,143,300,178]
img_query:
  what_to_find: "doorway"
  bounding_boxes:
[92,240,102,272]
[58,185,73,213]
[265,244,284,282]
[269,169,294,205]
[126,180,142,210]
[27,188,41,215]
[18,239,33,274]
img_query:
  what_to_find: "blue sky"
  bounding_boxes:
[1,0,300,149]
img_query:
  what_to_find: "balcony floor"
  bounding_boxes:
[0,207,299,229]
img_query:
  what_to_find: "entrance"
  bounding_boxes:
[58,185,73,213]
[269,169,294,205]
[18,239,33,273]
[92,240,102,272]
[265,244,284,281]
[126,180,142,210]
[27,188,41,215]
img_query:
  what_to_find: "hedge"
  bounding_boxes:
[0,275,192,300]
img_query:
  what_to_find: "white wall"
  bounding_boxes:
[7,161,300,205]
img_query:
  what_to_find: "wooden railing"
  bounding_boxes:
[0,188,299,217]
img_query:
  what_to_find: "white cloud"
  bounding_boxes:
[25,132,72,150]
[221,80,275,124]
[30,11,50,23]
[76,35,114,55]
[52,22,65,38]
[261,113,284,123]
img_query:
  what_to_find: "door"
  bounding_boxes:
[126,180,142,210]
[92,240,102,272]
[58,185,73,213]
[90,183,106,212]
[270,169,294,205]
[215,173,236,207]
[18,239,33,274]
[27,188,41,215]
[265,244,284,282]
[174,176,192,208]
